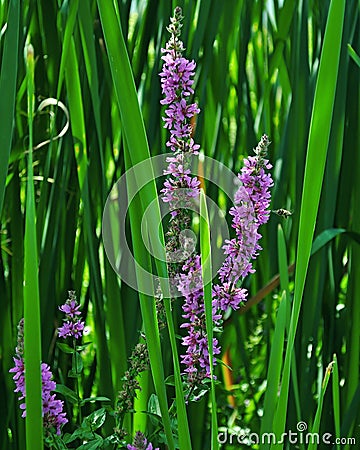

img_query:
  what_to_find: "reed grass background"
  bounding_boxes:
[0,0,359,449]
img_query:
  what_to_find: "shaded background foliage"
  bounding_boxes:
[0,0,359,448]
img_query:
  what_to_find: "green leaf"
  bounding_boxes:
[76,435,103,450]
[83,408,107,430]
[23,41,43,450]
[80,396,111,405]
[271,1,346,446]
[55,384,79,404]
[347,44,360,68]
[311,228,346,255]
[148,393,162,417]
[200,188,219,450]
[56,342,75,354]
[0,0,19,215]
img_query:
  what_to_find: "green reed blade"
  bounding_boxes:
[307,360,334,450]
[271,1,346,446]
[23,41,44,450]
[0,0,19,215]
[97,1,193,446]
[123,148,175,450]
[200,189,218,450]
[347,44,360,68]
[64,36,114,407]
[332,354,341,450]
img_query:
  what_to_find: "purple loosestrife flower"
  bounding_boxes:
[218,135,273,286]
[160,7,200,217]
[127,431,159,450]
[9,319,68,435]
[177,255,221,383]
[58,291,84,340]
[178,137,273,385]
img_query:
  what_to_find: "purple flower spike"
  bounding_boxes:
[160,7,200,218]
[9,319,68,435]
[58,291,84,340]
[59,299,81,318]
[218,134,273,285]
[177,255,221,382]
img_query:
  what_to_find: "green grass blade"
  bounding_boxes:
[0,0,20,215]
[56,0,79,100]
[97,2,192,446]
[260,291,286,450]
[307,360,334,450]
[271,0,346,446]
[332,354,341,450]
[64,36,113,403]
[347,44,360,68]
[23,42,44,450]
[123,149,174,450]
[200,188,218,450]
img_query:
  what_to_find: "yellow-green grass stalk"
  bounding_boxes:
[23,41,44,450]
[96,0,191,446]
[200,189,219,450]
[271,1,345,447]
[260,227,288,450]
[332,354,340,450]
[0,0,19,215]
[307,359,335,450]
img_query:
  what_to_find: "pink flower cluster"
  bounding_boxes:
[160,9,274,386]
[159,6,200,212]
[177,255,221,382]
[9,319,67,435]
[177,137,273,382]
[58,291,84,340]
[219,135,274,285]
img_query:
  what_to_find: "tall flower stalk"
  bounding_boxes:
[57,291,84,425]
[159,6,201,272]
[160,9,274,392]
[178,136,273,386]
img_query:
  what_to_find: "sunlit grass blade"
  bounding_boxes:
[64,36,113,406]
[97,1,192,447]
[123,149,174,450]
[0,0,20,215]
[260,291,286,450]
[56,0,79,100]
[307,360,334,450]
[200,188,218,450]
[347,44,360,67]
[23,41,44,450]
[271,0,346,446]
[261,226,289,449]
[332,354,340,450]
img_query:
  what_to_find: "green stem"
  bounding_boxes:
[73,339,82,425]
